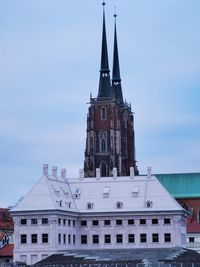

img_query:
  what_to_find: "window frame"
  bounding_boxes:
[140,233,147,243]
[31,234,37,244]
[81,235,87,244]
[20,234,27,244]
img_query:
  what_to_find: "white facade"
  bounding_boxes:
[11,165,187,265]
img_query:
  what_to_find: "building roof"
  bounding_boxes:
[35,248,200,266]
[156,173,200,199]
[0,244,13,257]
[11,169,184,214]
[0,209,13,231]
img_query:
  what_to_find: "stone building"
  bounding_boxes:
[11,165,187,265]
[84,4,139,177]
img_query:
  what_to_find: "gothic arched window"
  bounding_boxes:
[101,107,106,120]
[101,139,106,152]
[101,162,108,177]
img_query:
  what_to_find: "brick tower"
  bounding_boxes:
[84,4,139,177]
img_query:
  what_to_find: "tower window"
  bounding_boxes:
[99,132,107,152]
[101,107,106,120]
[101,139,106,151]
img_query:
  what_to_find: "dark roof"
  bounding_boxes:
[0,244,14,257]
[156,173,200,198]
[35,248,200,266]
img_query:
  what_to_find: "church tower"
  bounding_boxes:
[84,3,139,177]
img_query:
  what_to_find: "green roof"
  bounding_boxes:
[156,173,200,198]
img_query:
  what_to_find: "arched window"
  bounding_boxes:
[101,139,106,152]
[101,162,108,177]
[101,107,106,120]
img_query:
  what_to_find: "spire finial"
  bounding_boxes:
[114,6,117,19]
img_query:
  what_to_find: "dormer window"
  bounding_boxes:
[145,201,153,208]
[116,201,123,209]
[103,186,110,198]
[132,186,139,197]
[74,188,81,199]
[101,107,106,120]
[52,185,60,196]
[87,202,94,209]
[61,186,69,197]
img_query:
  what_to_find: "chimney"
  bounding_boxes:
[96,168,100,180]
[61,168,66,179]
[52,166,57,178]
[113,168,117,180]
[79,169,84,181]
[43,164,48,176]
[147,166,152,179]
[130,167,135,179]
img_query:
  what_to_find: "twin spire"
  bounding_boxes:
[98,2,123,104]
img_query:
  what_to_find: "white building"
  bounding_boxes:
[11,165,187,265]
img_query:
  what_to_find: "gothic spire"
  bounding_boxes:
[112,12,123,104]
[97,2,112,99]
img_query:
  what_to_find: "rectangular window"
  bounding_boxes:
[68,234,71,244]
[152,233,159,243]
[31,234,37,244]
[105,235,111,244]
[73,235,76,244]
[73,220,76,227]
[81,235,87,244]
[189,237,195,243]
[128,234,135,243]
[68,220,71,226]
[164,218,171,224]
[104,220,110,226]
[20,219,27,225]
[42,218,48,225]
[58,218,61,225]
[63,219,66,225]
[93,235,99,244]
[128,219,134,225]
[58,233,61,244]
[140,219,146,225]
[116,219,122,226]
[164,233,171,243]
[21,234,27,244]
[42,234,48,243]
[31,219,37,225]
[140,234,147,243]
[63,234,66,244]
[152,219,158,225]
[92,220,99,226]
[80,220,87,226]
[116,234,123,243]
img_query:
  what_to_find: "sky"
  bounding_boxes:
[0,0,200,207]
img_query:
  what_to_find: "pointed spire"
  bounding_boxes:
[112,10,123,104]
[112,12,121,82]
[97,2,112,99]
[100,2,109,72]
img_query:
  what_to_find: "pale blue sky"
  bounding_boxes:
[0,0,200,207]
